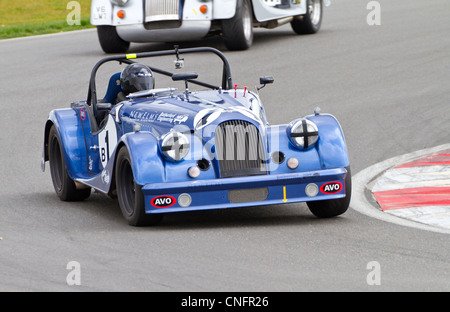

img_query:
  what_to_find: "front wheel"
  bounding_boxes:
[115,146,163,226]
[97,26,130,54]
[307,167,352,218]
[291,0,323,34]
[222,0,254,50]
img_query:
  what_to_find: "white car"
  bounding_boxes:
[91,0,329,53]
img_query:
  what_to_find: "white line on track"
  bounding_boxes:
[0,28,96,43]
[351,144,450,235]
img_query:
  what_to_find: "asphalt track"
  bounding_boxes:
[1,0,449,291]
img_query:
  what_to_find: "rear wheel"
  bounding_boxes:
[115,146,163,226]
[222,0,254,50]
[48,126,91,201]
[307,167,351,218]
[97,26,130,54]
[291,0,323,35]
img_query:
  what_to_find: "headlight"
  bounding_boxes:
[161,132,190,162]
[111,0,129,6]
[287,119,319,149]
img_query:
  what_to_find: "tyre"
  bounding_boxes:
[291,0,323,35]
[97,26,130,54]
[307,167,352,218]
[48,126,91,201]
[115,146,163,226]
[222,0,253,50]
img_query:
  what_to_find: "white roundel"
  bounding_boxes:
[161,131,190,162]
[98,115,118,169]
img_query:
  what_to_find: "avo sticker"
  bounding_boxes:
[320,182,343,194]
[151,195,176,208]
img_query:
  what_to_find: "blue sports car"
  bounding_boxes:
[42,47,351,226]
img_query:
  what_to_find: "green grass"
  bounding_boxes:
[0,0,94,39]
[0,18,93,39]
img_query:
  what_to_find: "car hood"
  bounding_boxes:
[119,90,265,138]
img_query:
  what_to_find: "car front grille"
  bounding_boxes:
[263,0,282,7]
[145,0,180,23]
[215,120,267,178]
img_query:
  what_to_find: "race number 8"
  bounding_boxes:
[98,115,118,169]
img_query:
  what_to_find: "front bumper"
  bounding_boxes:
[143,168,348,213]
[116,21,211,42]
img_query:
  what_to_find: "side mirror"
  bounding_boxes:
[260,76,274,85]
[172,72,199,81]
[172,72,199,93]
[258,76,274,91]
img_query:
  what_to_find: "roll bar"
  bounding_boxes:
[87,46,233,107]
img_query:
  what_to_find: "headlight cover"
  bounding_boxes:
[160,132,190,162]
[110,0,129,7]
[287,118,319,149]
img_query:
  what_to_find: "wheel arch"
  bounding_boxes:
[213,0,240,20]
[42,119,55,165]
[116,132,166,187]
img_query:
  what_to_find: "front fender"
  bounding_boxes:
[307,114,350,169]
[251,0,306,22]
[123,131,217,185]
[213,0,237,19]
[266,114,349,174]
[120,131,165,186]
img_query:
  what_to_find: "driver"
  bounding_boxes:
[116,63,155,103]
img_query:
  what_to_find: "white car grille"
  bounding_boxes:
[145,0,180,23]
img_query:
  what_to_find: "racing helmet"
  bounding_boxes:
[120,63,155,94]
